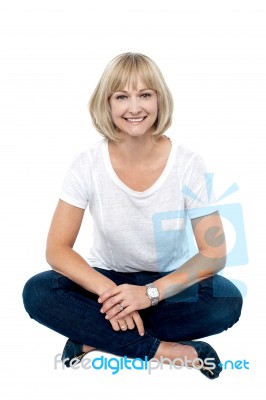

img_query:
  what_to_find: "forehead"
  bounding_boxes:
[115,78,149,92]
[110,68,156,95]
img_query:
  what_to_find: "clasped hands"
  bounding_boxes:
[98,284,151,336]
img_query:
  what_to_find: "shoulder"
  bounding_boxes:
[170,137,205,169]
[69,139,106,167]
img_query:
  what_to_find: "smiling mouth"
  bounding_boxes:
[124,117,147,123]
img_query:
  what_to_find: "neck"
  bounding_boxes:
[110,134,161,163]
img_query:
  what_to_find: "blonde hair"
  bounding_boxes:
[89,52,174,141]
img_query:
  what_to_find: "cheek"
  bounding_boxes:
[150,99,158,115]
[110,108,119,123]
[152,105,158,119]
[110,103,125,119]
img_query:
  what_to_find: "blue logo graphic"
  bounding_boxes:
[152,174,248,296]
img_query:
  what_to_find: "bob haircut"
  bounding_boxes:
[89,52,174,141]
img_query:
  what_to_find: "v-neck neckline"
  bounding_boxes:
[102,137,177,198]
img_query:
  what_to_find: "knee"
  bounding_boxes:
[22,274,40,317]
[211,275,244,328]
[221,283,243,328]
[230,291,243,324]
[225,279,243,322]
[22,270,55,318]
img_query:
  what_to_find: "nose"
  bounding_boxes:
[128,97,142,114]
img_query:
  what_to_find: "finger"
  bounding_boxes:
[117,320,128,331]
[100,295,124,314]
[109,318,120,332]
[98,286,120,304]
[132,312,145,336]
[124,316,135,330]
[114,304,135,320]
[105,302,129,320]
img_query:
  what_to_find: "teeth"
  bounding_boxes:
[126,118,144,122]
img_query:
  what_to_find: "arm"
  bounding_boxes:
[99,211,226,319]
[154,211,226,300]
[46,199,116,295]
[46,199,145,335]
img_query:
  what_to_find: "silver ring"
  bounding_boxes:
[119,303,124,311]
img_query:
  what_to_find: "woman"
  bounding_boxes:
[22,52,242,379]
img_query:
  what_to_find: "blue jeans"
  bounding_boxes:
[22,268,242,360]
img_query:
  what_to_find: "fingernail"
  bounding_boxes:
[105,315,109,320]
[100,308,103,313]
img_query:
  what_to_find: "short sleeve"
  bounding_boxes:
[183,153,218,219]
[59,152,91,209]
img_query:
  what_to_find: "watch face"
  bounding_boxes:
[148,287,159,298]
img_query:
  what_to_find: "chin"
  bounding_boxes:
[126,130,151,138]
[123,125,156,137]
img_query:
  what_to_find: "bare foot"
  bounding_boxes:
[82,344,96,353]
[154,341,198,367]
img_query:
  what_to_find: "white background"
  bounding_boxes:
[0,0,265,397]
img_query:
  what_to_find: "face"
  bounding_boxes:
[109,78,158,138]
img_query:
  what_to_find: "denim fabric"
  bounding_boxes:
[22,268,242,360]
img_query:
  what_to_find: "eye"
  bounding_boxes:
[116,95,127,100]
[140,93,152,99]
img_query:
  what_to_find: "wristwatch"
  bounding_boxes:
[146,283,160,306]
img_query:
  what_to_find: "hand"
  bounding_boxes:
[108,310,145,336]
[98,284,151,321]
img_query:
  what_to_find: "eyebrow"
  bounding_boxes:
[114,88,152,93]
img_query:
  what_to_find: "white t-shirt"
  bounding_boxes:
[60,137,217,273]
